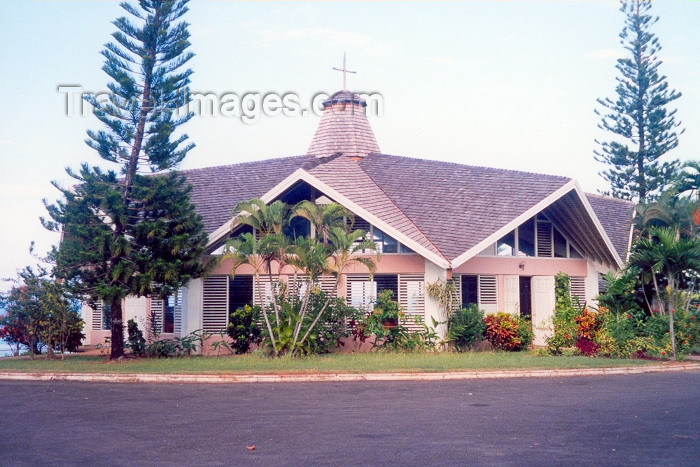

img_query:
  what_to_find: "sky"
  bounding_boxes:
[1,0,699,292]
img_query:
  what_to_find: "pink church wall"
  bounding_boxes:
[209,253,426,276]
[453,256,588,277]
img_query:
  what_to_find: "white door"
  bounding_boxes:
[504,275,520,315]
[531,276,555,346]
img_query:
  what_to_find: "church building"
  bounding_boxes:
[82,85,634,349]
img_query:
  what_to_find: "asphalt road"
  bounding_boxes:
[1,371,699,466]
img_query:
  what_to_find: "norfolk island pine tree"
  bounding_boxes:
[594,0,683,202]
[43,0,208,360]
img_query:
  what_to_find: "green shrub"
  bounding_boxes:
[546,273,582,353]
[350,290,438,352]
[146,330,204,358]
[644,308,700,356]
[226,305,262,354]
[126,319,146,357]
[447,305,485,351]
[259,290,360,356]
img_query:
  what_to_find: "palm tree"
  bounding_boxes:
[223,232,280,355]
[226,198,378,357]
[634,194,697,241]
[293,226,378,353]
[627,226,700,359]
[233,198,289,236]
[227,199,291,354]
[676,160,700,200]
[291,200,351,246]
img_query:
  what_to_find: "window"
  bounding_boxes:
[284,216,310,240]
[478,276,498,313]
[398,274,425,331]
[553,228,567,258]
[373,228,398,253]
[518,218,535,256]
[163,296,175,334]
[150,290,183,334]
[346,275,377,311]
[485,216,585,260]
[570,245,583,259]
[570,277,586,306]
[102,301,111,330]
[202,275,229,332]
[346,274,425,329]
[400,243,415,254]
[497,231,515,256]
[374,274,399,298]
[229,275,253,312]
[202,275,254,333]
[461,275,478,308]
[459,274,497,313]
[536,221,553,257]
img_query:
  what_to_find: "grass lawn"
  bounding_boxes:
[0,351,657,375]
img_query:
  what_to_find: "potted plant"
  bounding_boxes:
[372,290,402,329]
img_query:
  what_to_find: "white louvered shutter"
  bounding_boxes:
[448,277,462,313]
[347,276,376,311]
[150,298,164,333]
[202,275,228,332]
[319,274,338,298]
[399,274,425,330]
[253,275,277,308]
[478,275,498,313]
[173,289,183,335]
[537,221,553,257]
[91,302,103,331]
[570,276,586,307]
[477,243,497,256]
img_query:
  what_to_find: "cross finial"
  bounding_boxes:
[332,52,356,90]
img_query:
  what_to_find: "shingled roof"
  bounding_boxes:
[307,155,445,261]
[307,91,380,159]
[586,194,635,261]
[358,154,572,261]
[180,88,631,269]
[181,155,316,234]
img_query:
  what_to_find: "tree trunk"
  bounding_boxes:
[110,297,125,360]
[667,281,676,361]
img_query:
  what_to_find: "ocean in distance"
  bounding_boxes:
[0,341,15,358]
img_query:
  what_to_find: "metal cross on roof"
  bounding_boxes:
[332,52,356,90]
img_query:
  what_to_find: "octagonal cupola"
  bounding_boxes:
[307,90,381,159]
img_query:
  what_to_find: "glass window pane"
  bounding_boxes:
[518,218,535,257]
[102,302,112,330]
[164,296,175,333]
[229,275,253,313]
[497,231,515,256]
[383,235,398,253]
[285,217,310,239]
[553,228,567,258]
[375,274,398,299]
[373,228,398,253]
[570,245,583,259]
[461,275,478,308]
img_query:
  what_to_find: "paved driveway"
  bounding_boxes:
[1,371,699,466]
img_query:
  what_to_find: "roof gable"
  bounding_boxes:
[182,153,630,270]
[358,154,572,261]
[585,194,635,262]
[181,155,317,234]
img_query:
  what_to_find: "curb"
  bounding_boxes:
[1,363,699,384]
